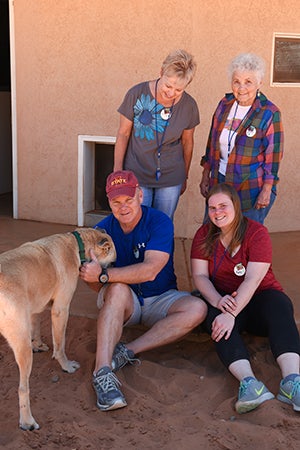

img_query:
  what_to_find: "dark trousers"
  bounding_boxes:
[204,289,300,368]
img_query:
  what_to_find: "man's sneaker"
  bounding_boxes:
[92,366,127,411]
[277,375,300,411]
[235,378,274,414]
[111,342,141,372]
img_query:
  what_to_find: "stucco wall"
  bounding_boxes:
[12,0,300,238]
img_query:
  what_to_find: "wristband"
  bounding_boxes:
[227,311,236,319]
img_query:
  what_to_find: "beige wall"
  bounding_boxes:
[12,0,300,238]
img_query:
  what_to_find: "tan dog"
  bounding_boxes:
[0,227,116,431]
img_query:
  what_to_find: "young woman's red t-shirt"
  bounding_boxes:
[191,219,283,294]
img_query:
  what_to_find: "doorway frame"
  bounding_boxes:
[9,0,17,218]
[77,135,116,226]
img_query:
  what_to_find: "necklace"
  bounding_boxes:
[227,101,249,156]
[154,79,175,181]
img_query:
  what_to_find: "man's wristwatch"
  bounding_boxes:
[99,267,109,284]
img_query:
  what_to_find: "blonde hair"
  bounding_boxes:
[161,49,197,85]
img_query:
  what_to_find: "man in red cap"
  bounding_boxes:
[79,170,207,412]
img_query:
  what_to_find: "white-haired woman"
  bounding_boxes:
[114,49,199,221]
[200,53,284,223]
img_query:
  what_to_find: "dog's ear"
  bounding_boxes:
[95,227,107,234]
[98,239,111,256]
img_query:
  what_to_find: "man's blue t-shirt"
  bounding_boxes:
[94,206,177,299]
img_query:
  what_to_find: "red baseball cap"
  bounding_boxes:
[106,170,139,200]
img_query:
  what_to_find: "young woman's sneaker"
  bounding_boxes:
[235,377,274,413]
[277,375,300,411]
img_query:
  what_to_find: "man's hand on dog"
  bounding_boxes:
[79,249,101,283]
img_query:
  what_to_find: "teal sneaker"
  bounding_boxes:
[235,378,274,413]
[277,375,300,411]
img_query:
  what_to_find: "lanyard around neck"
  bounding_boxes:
[227,101,249,156]
[154,78,175,181]
[212,241,227,282]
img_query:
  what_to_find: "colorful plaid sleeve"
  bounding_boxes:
[200,93,284,211]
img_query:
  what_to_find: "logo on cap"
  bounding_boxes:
[106,170,139,200]
[111,176,127,186]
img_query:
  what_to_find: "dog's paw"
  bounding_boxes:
[20,419,40,431]
[63,360,81,373]
[32,341,49,353]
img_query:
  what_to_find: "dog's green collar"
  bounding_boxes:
[71,231,86,265]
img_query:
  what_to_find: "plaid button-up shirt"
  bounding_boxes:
[201,92,284,211]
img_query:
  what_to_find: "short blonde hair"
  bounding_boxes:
[161,49,197,85]
[228,53,265,82]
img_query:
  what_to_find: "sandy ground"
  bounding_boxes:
[1,311,300,450]
[0,216,299,449]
